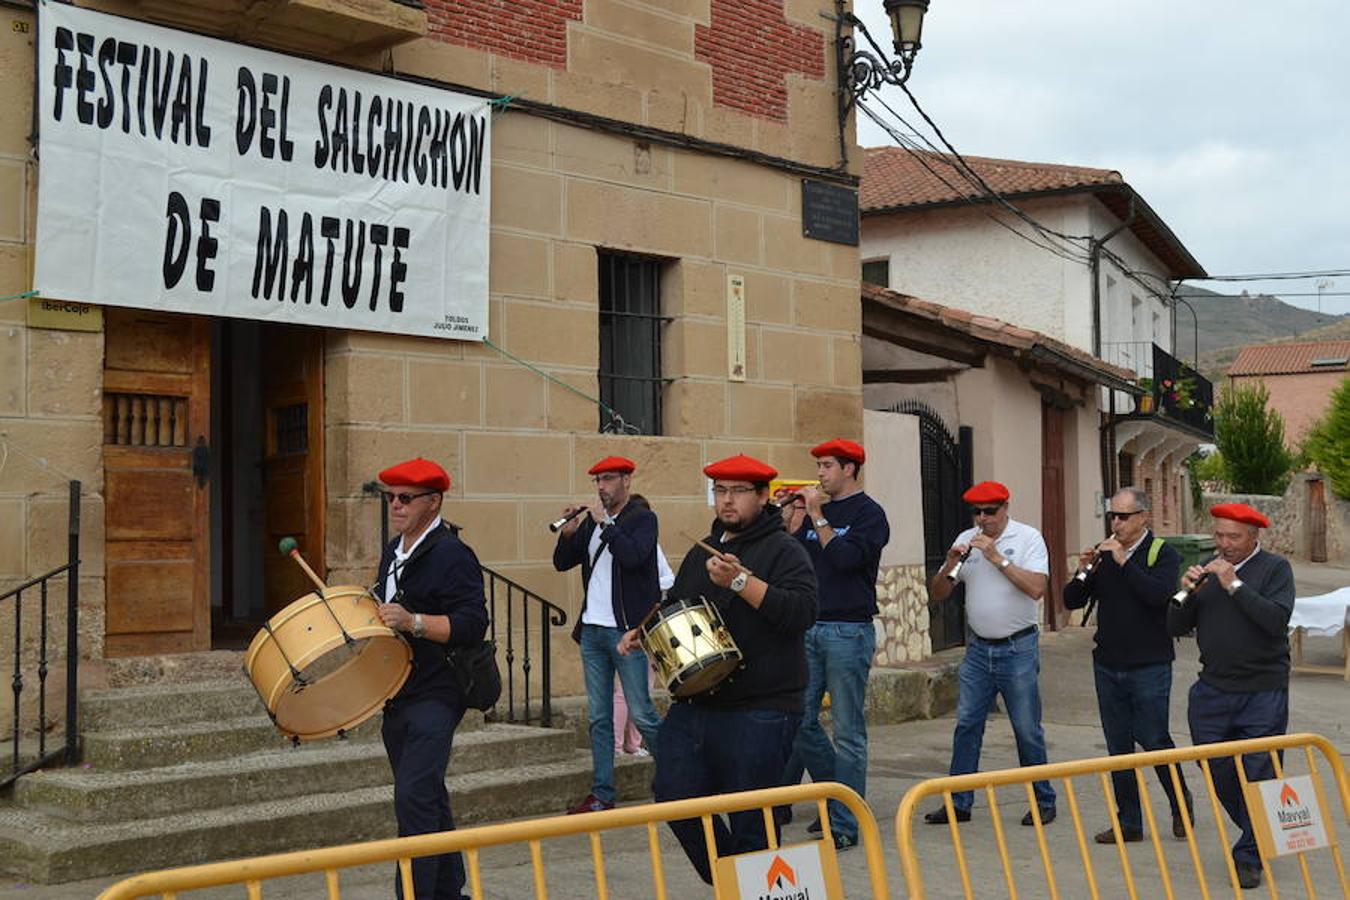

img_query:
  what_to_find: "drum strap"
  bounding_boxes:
[263,620,308,686]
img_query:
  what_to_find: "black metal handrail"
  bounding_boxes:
[361,482,569,726]
[480,566,567,727]
[2,481,81,792]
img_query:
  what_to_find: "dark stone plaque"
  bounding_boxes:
[801,179,859,246]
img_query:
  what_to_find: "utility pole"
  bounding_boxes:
[1315,278,1334,315]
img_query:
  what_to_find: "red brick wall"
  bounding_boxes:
[695,0,826,121]
[1230,372,1347,446]
[424,0,583,69]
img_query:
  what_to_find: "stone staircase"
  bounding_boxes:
[0,681,653,884]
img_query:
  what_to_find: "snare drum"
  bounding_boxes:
[640,597,742,698]
[244,585,412,741]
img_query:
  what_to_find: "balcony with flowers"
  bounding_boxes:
[1102,342,1214,438]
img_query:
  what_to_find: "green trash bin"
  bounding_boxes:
[1160,534,1216,587]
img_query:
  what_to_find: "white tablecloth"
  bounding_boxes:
[1289,587,1350,636]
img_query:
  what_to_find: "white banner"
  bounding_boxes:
[35,4,490,340]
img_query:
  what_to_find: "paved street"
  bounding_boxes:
[3,565,1346,898]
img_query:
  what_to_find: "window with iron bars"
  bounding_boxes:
[598,252,669,435]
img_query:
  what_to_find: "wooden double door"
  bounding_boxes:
[103,310,326,655]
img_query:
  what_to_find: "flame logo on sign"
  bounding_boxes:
[765,856,797,889]
[1280,783,1300,806]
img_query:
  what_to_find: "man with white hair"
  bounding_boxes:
[1169,502,1294,891]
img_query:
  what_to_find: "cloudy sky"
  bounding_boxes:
[854,0,1350,315]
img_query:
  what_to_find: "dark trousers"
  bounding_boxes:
[1187,680,1289,866]
[652,702,799,885]
[1094,661,1190,832]
[382,695,467,900]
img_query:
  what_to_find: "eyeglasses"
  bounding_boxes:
[969,506,1002,517]
[1106,510,1142,521]
[712,485,759,497]
[592,473,624,484]
[382,490,436,505]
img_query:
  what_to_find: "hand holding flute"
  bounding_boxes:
[549,504,589,534]
[1173,555,1234,604]
[944,544,973,582]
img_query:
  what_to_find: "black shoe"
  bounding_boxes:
[832,832,858,851]
[1236,863,1262,890]
[1093,826,1143,844]
[1022,806,1056,826]
[806,817,822,834]
[924,806,971,825]
[1172,789,1194,839]
[773,804,792,827]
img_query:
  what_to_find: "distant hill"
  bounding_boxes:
[1172,287,1346,384]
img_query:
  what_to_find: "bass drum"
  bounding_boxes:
[640,597,742,698]
[244,585,411,741]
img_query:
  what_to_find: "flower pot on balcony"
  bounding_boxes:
[1137,394,1155,414]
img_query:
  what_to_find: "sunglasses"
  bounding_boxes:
[382,490,436,505]
[1106,510,1142,521]
[969,506,1003,517]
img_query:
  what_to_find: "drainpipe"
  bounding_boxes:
[1089,193,1136,357]
[1091,192,1135,518]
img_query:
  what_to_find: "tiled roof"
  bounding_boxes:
[861,283,1137,388]
[861,147,1122,211]
[859,147,1207,279]
[1227,341,1350,376]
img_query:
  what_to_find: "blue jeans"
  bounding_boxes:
[948,630,1055,812]
[1094,661,1189,832]
[1187,680,1288,866]
[581,624,662,803]
[653,702,799,885]
[790,621,875,840]
[382,696,467,900]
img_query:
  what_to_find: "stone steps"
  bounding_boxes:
[0,753,654,884]
[79,680,263,732]
[16,723,572,823]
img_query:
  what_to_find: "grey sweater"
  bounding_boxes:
[1167,548,1295,693]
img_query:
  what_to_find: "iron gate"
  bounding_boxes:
[889,402,972,651]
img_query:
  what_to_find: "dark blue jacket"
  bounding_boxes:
[1063,530,1181,669]
[375,521,489,702]
[553,502,660,640]
[792,491,890,621]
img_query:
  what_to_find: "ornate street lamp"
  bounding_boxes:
[834,1,931,162]
[839,0,929,104]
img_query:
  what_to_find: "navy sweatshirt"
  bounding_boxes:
[792,491,890,621]
[553,501,660,641]
[1062,531,1181,670]
[1166,548,1295,693]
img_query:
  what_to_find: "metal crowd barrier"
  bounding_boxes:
[896,732,1349,899]
[97,782,890,899]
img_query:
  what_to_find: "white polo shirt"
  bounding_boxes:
[951,518,1049,640]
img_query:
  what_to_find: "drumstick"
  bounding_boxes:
[278,537,329,595]
[680,531,754,577]
[634,602,663,633]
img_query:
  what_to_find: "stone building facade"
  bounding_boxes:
[0,0,864,723]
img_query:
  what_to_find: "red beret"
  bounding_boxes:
[1210,503,1270,529]
[811,439,865,465]
[379,457,450,492]
[703,454,778,483]
[962,481,1010,504]
[588,456,636,476]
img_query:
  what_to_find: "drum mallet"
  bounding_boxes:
[681,532,754,576]
[279,537,329,595]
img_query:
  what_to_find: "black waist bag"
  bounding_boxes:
[445,640,502,712]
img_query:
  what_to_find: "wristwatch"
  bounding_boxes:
[1226,578,1244,596]
[729,571,749,593]
[998,558,1012,570]
[813,517,830,530]
[411,613,425,638]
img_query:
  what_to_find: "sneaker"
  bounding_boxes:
[923,806,971,825]
[1236,863,1261,890]
[1094,826,1143,844]
[832,832,858,851]
[807,817,823,834]
[566,793,614,815]
[632,747,651,758]
[1022,806,1056,826]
